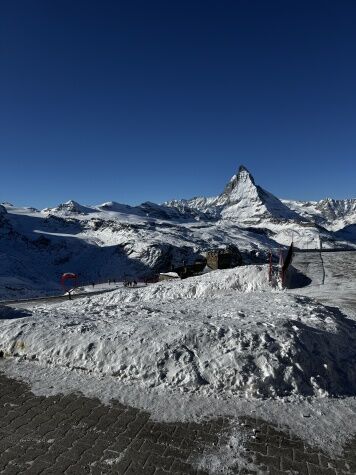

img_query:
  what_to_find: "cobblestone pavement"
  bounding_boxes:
[1,370,356,475]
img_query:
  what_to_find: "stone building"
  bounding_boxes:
[158,272,180,281]
[206,245,242,270]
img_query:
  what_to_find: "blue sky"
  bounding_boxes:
[1,0,356,208]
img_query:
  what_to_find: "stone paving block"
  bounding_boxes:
[45,442,69,460]
[35,421,59,438]
[319,454,350,471]
[346,461,356,473]
[0,464,22,475]
[106,434,131,453]
[18,458,51,475]
[23,443,50,462]
[248,441,268,455]
[0,449,22,471]
[41,454,74,473]
[153,470,171,475]
[101,457,132,474]
[280,437,304,450]
[61,442,89,461]
[77,446,103,467]
[267,444,293,460]
[253,434,268,444]
[163,445,191,461]
[115,447,149,467]
[0,436,16,453]
[74,429,101,448]
[280,456,308,475]
[171,458,198,474]
[122,416,148,439]
[268,426,286,437]
[254,452,281,471]
[140,439,167,456]
[144,453,175,471]
[266,435,282,447]
[124,461,154,475]
[127,437,145,452]
[294,448,319,465]
[92,437,113,455]
[137,428,161,443]
[267,469,289,475]
[158,432,178,446]
[307,462,337,475]
[181,438,197,451]
[63,462,91,474]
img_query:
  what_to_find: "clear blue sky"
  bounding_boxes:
[1,0,356,208]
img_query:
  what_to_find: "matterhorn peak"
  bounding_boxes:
[220,165,257,203]
[217,165,300,222]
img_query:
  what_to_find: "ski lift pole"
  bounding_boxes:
[268,250,272,282]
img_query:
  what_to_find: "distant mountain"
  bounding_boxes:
[165,166,303,223]
[283,197,356,231]
[42,200,96,216]
[166,166,356,229]
[1,166,355,299]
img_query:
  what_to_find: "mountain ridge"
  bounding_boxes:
[1,166,355,299]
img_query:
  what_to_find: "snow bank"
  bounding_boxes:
[1,288,356,398]
[101,265,271,305]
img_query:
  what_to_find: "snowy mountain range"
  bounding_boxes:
[1,165,355,299]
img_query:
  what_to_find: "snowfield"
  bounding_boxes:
[2,265,356,400]
[1,165,355,300]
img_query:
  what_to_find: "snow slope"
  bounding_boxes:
[1,165,355,299]
[2,265,356,399]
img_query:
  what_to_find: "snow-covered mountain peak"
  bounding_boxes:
[217,165,299,223]
[96,201,133,212]
[42,200,94,215]
[164,165,301,224]
[220,165,254,198]
[220,165,258,205]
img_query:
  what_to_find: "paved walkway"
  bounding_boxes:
[1,369,356,474]
[290,251,356,319]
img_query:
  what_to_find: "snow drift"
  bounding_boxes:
[100,264,270,304]
[1,266,356,399]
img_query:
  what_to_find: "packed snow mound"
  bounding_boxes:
[102,265,270,305]
[2,289,356,398]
